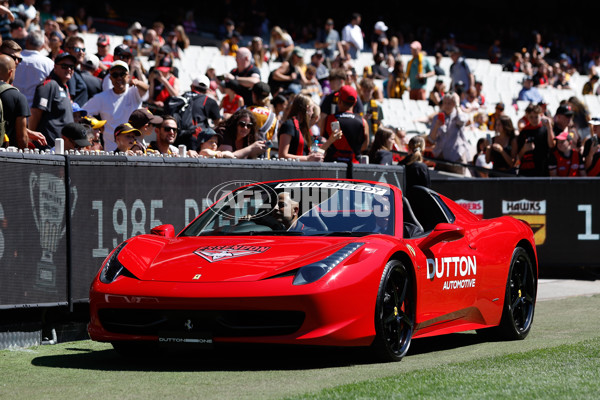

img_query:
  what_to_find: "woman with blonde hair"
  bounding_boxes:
[270,26,294,62]
[399,135,431,189]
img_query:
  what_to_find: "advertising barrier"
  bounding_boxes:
[0,152,597,309]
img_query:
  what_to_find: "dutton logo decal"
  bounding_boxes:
[427,256,477,290]
[194,245,270,262]
[502,199,546,245]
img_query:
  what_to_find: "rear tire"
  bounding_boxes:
[370,260,414,362]
[489,247,537,340]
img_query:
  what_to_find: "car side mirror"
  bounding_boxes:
[151,224,175,238]
[418,223,464,250]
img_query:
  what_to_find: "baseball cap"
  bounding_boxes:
[555,130,571,141]
[410,41,422,51]
[156,55,173,73]
[129,108,163,129]
[55,52,77,64]
[197,128,222,145]
[191,75,210,89]
[114,123,141,140]
[72,103,87,116]
[61,122,92,147]
[110,60,129,72]
[82,53,100,70]
[374,21,388,32]
[82,116,107,129]
[114,44,133,57]
[252,82,271,98]
[339,85,357,104]
[589,117,600,126]
[556,104,574,117]
[97,34,110,46]
[292,47,304,58]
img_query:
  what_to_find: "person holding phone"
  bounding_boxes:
[322,85,369,163]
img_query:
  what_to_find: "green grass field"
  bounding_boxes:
[1,295,599,400]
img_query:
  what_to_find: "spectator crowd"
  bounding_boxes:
[1,3,600,179]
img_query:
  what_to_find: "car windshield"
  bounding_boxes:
[180,181,395,237]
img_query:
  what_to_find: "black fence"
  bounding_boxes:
[1,152,599,309]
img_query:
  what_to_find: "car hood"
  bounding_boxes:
[118,235,364,282]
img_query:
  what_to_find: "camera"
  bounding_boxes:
[265,140,274,149]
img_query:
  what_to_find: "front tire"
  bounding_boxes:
[495,246,537,340]
[371,260,414,362]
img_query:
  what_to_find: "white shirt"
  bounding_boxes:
[13,49,55,108]
[83,85,148,151]
[341,23,364,51]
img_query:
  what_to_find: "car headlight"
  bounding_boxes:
[293,242,364,285]
[100,242,129,284]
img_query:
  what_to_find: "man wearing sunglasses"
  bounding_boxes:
[147,115,179,155]
[29,52,77,149]
[64,35,91,106]
[83,60,149,152]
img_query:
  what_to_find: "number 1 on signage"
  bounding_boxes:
[578,204,599,240]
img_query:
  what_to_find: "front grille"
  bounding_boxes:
[98,309,305,337]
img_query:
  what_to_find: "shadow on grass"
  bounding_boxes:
[31,332,495,372]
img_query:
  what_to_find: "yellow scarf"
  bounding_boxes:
[406,52,423,76]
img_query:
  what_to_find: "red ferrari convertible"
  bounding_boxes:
[88,179,538,361]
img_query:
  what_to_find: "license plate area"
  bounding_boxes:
[158,331,214,349]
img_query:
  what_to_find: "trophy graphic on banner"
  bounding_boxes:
[29,172,77,289]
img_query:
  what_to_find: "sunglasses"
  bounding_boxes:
[110,71,127,78]
[162,126,178,132]
[70,46,86,53]
[238,121,253,129]
[58,63,76,71]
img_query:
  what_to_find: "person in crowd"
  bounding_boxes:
[101,43,146,91]
[568,96,591,142]
[314,18,343,68]
[368,126,396,165]
[83,60,149,151]
[485,115,518,175]
[322,85,369,163]
[406,41,434,100]
[269,25,294,62]
[471,137,493,177]
[371,21,389,56]
[269,46,306,96]
[367,52,390,80]
[517,75,544,103]
[221,47,261,107]
[147,115,179,155]
[12,30,53,108]
[80,53,103,98]
[63,35,91,106]
[29,52,77,149]
[548,130,585,177]
[341,13,363,60]
[318,67,364,134]
[0,54,30,149]
[218,108,266,159]
[516,103,554,177]
[0,40,22,67]
[301,64,323,104]
[81,115,106,150]
[193,128,235,158]
[248,81,277,143]
[398,135,431,189]
[433,52,445,76]
[220,80,244,119]
[582,74,599,95]
[583,119,600,176]
[552,103,578,146]
[487,102,505,132]
[128,107,163,147]
[249,36,267,69]
[428,92,471,175]
[448,46,474,92]
[47,30,64,61]
[61,122,92,151]
[359,77,384,141]
[387,57,407,99]
[428,78,446,107]
[95,34,112,72]
[147,51,180,113]
[277,94,323,162]
[113,122,144,154]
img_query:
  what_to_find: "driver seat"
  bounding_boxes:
[402,196,424,238]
